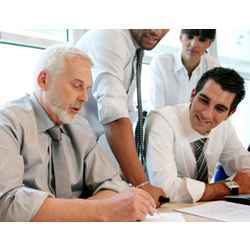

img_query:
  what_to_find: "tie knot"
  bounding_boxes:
[200,137,208,144]
[47,126,62,141]
[192,138,208,149]
[136,48,144,61]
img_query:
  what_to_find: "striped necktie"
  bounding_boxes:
[134,48,145,165]
[191,138,208,183]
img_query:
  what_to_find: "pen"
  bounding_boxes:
[159,196,170,205]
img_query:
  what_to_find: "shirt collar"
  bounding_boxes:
[174,51,205,74]
[179,103,209,143]
[30,94,55,133]
[174,50,185,73]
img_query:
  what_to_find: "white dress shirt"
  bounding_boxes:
[145,104,250,202]
[149,51,219,109]
[76,29,138,136]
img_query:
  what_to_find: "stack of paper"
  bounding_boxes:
[175,201,250,222]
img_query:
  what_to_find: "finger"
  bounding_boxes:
[134,204,151,221]
[135,192,157,216]
[135,188,156,208]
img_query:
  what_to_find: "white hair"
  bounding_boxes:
[34,44,92,89]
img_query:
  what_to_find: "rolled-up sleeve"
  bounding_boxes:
[84,142,129,194]
[145,112,205,202]
[0,120,51,222]
[94,74,130,124]
[219,121,250,175]
[81,31,132,124]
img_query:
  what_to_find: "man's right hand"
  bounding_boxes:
[233,170,250,194]
[138,183,166,208]
[102,188,156,221]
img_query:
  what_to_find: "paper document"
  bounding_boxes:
[175,201,250,222]
[144,212,186,222]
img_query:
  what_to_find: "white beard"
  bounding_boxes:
[50,105,74,124]
[47,92,74,124]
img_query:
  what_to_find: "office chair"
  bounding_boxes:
[213,144,250,182]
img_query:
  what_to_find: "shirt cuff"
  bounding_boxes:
[0,187,53,221]
[185,177,206,202]
[97,97,129,125]
[93,178,129,194]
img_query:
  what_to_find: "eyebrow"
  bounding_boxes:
[215,104,229,112]
[73,78,84,84]
[199,93,229,111]
[199,93,209,100]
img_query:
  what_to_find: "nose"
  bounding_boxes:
[201,106,214,121]
[78,88,89,103]
[190,37,201,48]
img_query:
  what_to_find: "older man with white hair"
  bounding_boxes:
[0,45,156,221]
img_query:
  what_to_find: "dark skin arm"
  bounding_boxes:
[104,117,166,207]
[200,182,229,201]
[200,171,250,201]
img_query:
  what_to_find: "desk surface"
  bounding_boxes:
[158,202,216,222]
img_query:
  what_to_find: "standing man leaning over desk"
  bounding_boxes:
[0,45,156,221]
[76,29,169,207]
[145,67,250,202]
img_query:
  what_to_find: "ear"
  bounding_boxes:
[179,34,183,42]
[191,88,196,98]
[205,39,212,49]
[37,70,49,91]
[190,89,196,103]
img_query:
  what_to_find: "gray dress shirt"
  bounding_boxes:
[0,95,128,221]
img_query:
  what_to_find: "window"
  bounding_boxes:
[217,29,250,80]
[1,29,68,42]
[231,79,250,148]
[0,29,68,49]
[144,29,180,63]
[0,44,42,104]
[0,29,86,104]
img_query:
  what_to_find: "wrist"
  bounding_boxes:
[224,180,240,195]
[136,181,150,189]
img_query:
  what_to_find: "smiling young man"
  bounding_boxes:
[76,29,169,207]
[0,45,157,221]
[150,29,219,109]
[145,67,250,202]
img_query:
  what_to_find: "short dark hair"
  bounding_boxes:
[195,67,245,112]
[181,29,216,41]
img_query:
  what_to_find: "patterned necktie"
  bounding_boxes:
[191,138,208,183]
[47,126,72,198]
[134,48,145,165]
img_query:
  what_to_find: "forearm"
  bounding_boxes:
[104,118,146,185]
[199,183,229,201]
[31,197,107,222]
